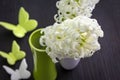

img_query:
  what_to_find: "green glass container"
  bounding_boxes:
[29,29,57,80]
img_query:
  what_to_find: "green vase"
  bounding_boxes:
[29,29,57,80]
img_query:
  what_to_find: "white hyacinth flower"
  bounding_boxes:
[54,0,100,23]
[40,15,104,63]
[3,59,31,80]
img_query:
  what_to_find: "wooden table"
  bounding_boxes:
[0,0,120,80]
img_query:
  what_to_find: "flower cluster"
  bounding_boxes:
[40,16,104,63]
[54,0,99,23]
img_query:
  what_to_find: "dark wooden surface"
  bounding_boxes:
[0,0,120,80]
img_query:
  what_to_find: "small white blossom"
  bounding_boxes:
[40,15,104,63]
[54,0,100,23]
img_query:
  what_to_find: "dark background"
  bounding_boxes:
[0,0,120,80]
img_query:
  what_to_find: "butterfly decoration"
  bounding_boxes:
[3,59,31,80]
[0,40,26,65]
[0,7,38,38]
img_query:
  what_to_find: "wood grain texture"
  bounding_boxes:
[0,0,120,80]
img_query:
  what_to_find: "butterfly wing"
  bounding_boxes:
[11,71,20,80]
[3,65,20,80]
[12,41,26,60]
[0,21,16,30]
[3,65,15,75]
[21,19,38,32]
[18,7,38,32]
[13,25,27,38]
[19,59,31,79]
[19,7,29,26]
[0,21,26,38]
[0,51,16,65]
[19,70,31,79]
[0,51,9,59]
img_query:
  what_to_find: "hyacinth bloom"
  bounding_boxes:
[40,15,104,63]
[54,0,100,23]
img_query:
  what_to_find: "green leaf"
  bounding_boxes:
[0,21,16,30]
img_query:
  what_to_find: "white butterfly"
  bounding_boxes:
[3,59,31,80]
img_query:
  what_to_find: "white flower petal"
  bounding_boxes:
[54,0,100,22]
[39,15,104,63]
